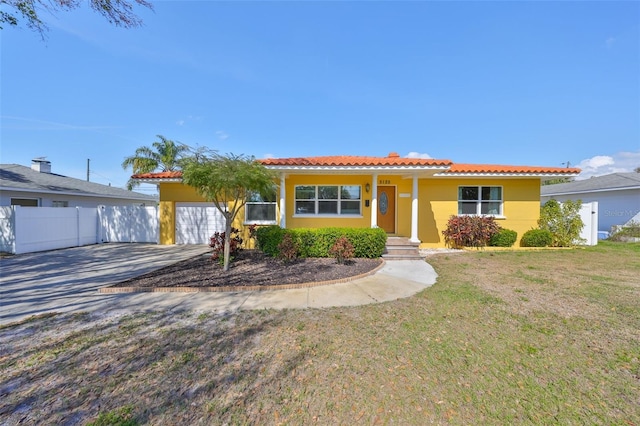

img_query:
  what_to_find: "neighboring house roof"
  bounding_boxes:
[0,164,157,202]
[131,153,581,182]
[541,173,640,196]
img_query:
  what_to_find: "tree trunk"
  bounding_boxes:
[223,216,232,272]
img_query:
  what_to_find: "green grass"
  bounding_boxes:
[0,242,638,425]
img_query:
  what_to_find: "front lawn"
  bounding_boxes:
[1,241,638,425]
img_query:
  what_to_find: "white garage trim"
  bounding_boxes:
[175,202,226,245]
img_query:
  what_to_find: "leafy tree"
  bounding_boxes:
[635,166,640,173]
[181,149,278,271]
[538,199,585,247]
[1,0,152,38]
[121,135,189,190]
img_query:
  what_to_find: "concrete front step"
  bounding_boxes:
[382,237,424,260]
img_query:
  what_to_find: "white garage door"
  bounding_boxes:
[175,202,226,244]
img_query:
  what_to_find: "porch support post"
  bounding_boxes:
[410,174,420,243]
[279,173,286,228]
[370,174,378,228]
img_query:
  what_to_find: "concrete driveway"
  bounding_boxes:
[0,243,438,325]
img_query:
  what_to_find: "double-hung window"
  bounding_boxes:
[295,185,361,216]
[245,192,277,224]
[458,186,503,216]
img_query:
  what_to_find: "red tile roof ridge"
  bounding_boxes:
[258,155,453,167]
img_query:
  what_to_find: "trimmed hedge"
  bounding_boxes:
[254,225,286,256]
[521,229,553,247]
[489,228,518,247]
[255,226,387,258]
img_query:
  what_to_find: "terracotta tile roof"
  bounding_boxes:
[132,171,183,179]
[442,164,581,175]
[259,155,453,167]
[129,159,581,180]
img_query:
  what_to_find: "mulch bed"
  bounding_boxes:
[111,249,383,289]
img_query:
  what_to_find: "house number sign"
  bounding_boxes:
[379,179,391,185]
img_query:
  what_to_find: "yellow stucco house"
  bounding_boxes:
[132,153,580,248]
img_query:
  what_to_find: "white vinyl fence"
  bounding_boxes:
[0,205,158,254]
[579,201,598,246]
[98,205,158,244]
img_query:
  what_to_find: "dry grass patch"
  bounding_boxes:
[1,241,638,425]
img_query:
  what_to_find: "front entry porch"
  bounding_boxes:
[382,236,423,260]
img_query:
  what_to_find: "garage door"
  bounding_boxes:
[175,202,226,244]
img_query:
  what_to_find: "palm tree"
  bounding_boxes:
[122,135,190,189]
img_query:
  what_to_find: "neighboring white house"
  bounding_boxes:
[0,159,157,207]
[541,173,640,233]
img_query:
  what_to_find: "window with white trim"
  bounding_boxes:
[458,186,503,216]
[295,185,361,215]
[52,201,69,207]
[245,192,277,224]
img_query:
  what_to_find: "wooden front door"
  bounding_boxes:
[377,186,396,234]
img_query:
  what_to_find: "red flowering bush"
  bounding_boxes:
[442,215,501,248]
[210,227,243,262]
[329,236,355,264]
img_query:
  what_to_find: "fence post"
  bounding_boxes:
[77,206,81,247]
[590,202,598,246]
[97,205,105,243]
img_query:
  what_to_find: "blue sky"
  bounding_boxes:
[2,1,639,194]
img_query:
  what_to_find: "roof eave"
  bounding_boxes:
[0,186,156,201]
[542,185,640,196]
[433,172,581,178]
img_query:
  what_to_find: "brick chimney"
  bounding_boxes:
[31,158,51,173]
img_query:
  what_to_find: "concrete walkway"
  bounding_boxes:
[0,244,438,325]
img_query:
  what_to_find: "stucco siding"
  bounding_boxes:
[420,178,541,248]
[156,177,544,248]
[284,174,371,230]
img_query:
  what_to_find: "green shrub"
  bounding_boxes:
[521,229,553,247]
[539,199,585,246]
[254,225,286,257]
[608,221,640,241]
[442,215,501,248]
[255,226,386,258]
[489,228,518,247]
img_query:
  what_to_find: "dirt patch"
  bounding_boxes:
[111,249,383,289]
